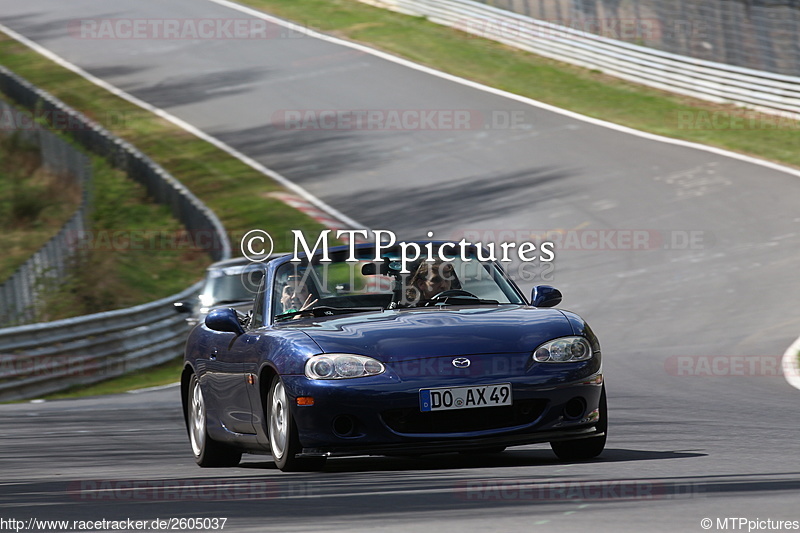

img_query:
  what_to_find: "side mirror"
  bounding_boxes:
[531,285,562,308]
[335,283,351,293]
[205,308,245,335]
[361,260,390,276]
[173,301,193,314]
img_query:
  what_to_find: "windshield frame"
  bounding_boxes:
[266,242,527,325]
[199,265,265,308]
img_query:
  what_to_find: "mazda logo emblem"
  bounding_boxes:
[452,357,471,368]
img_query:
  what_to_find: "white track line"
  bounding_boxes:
[0,22,365,232]
[127,382,180,394]
[208,0,800,178]
[3,6,800,387]
[782,337,800,391]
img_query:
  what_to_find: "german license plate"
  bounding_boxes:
[419,383,512,412]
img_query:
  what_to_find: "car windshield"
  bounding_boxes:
[272,245,525,321]
[200,265,264,307]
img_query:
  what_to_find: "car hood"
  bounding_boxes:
[291,305,574,362]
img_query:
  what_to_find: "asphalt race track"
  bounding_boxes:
[2,1,800,531]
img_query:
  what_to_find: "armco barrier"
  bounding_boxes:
[0,98,92,326]
[0,66,230,401]
[358,0,800,117]
[0,282,202,402]
[473,0,800,78]
[0,66,230,263]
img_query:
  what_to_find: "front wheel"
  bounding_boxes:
[267,375,326,472]
[187,374,242,467]
[550,385,607,461]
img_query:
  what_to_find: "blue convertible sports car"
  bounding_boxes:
[181,242,606,471]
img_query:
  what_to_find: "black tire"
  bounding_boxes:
[550,385,607,461]
[266,375,326,472]
[186,374,242,467]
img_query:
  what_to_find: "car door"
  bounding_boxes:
[203,326,257,435]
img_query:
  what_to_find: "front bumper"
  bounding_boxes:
[281,356,604,457]
[298,426,603,458]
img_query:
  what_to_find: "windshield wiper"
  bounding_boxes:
[427,296,500,306]
[275,306,384,322]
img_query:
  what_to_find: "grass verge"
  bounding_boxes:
[34,357,183,401]
[36,155,212,320]
[0,97,212,321]
[0,37,328,245]
[242,0,800,167]
[0,131,81,282]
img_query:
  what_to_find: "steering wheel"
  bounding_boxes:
[426,289,479,304]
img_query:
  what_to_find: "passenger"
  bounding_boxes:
[405,260,458,306]
[280,274,317,314]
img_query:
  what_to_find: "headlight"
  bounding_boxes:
[305,354,386,379]
[533,337,592,363]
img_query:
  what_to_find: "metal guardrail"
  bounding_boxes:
[0,66,230,401]
[0,281,202,402]
[0,99,93,326]
[475,0,800,79]
[0,66,231,264]
[359,0,800,117]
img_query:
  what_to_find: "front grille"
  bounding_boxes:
[381,399,547,434]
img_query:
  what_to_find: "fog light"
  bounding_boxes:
[564,397,587,420]
[332,415,356,437]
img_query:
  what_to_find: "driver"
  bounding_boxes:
[406,260,458,306]
[280,274,317,314]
